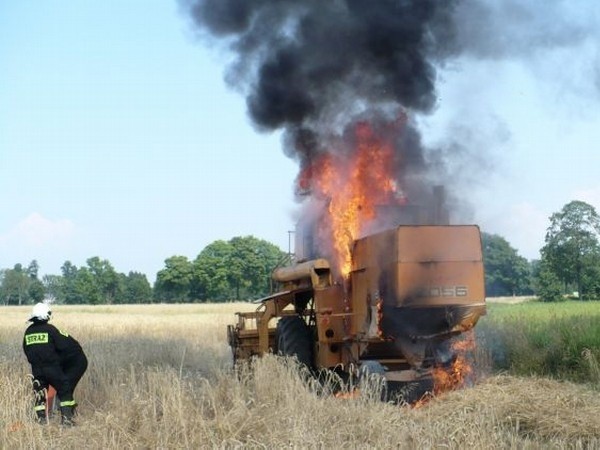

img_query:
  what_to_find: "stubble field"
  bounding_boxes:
[1,303,599,449]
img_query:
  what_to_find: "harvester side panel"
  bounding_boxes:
[392,225,485,308]
[350,228,395,336]
[395,261,485,307]
[351,225,485,340]
[314,285,347,367]
[395,226,483,263]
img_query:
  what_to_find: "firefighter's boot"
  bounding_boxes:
[34,405,47,425]
[60,405,75,426]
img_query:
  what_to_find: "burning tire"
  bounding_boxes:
[276,316,314,370]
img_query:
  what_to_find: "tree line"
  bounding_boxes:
[0,236,285,305]
[0,257,153,306]
[483,200,600,301]
[2,201,600,305]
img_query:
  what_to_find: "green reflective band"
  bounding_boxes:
[60,400,76,407]
[25,333,49,345]
[58,329,70,337]
[34,405,46,411]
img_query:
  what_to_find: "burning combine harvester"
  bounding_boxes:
[185,0,489,404]
[227,121,486,403]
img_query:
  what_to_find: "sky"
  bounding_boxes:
[1,1,600,282]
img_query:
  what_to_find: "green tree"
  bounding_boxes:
[0,264,31,305]
[541,200,600,299]
[535,259,564,302]
[192,236,285,301]
[192,240,232,301]
[26,260,40,279]
[28,279,45,303]
[581,264,600,300]
[25,260,45,302]
[86,257,121,304]
[0,270,5,303]
[75,267,102,304]
[121,271,153,303]
[49,260,151,304]
[482,232,532,296]
[229,236,285,300]
[59,261,81,304]
[56,261,102,304]
[0,261,47,305]
[0,269,11,305]
[154,256,193,302]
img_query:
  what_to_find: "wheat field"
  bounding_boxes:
[1,303,599,449]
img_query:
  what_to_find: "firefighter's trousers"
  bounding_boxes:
[32,352,88,416]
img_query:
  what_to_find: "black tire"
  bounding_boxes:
[276,316,314,369]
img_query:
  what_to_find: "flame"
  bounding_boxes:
[376,299,383,337]
[432,331,476,395]
[411,393,434,409]
[334,388,360,399]
[410,332,477,409]
[300,119,406,277]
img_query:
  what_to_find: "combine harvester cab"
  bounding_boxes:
[227,224,486,402]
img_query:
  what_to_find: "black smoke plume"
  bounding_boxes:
[183,0,461,187]
[182,0,597,137]
[181,0,598,248]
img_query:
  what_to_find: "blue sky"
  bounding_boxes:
[1,1,599,281]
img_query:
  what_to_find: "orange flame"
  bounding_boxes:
[411,332,478,409]
[334,388,361,399]
[432,331,476,395]
[301,119,406,277]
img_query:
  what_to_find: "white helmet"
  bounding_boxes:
[29,302,52,321]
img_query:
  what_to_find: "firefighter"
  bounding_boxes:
[23,302,88,425]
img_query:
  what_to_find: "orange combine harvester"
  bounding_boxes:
[227,120,486,402]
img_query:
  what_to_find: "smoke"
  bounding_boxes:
[452,0,597,60]
[181,0,599,232]
[183,0,460,173]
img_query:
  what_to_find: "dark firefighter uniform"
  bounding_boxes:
[23,317,88,425]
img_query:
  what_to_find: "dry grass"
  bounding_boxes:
[1,303,599,449]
